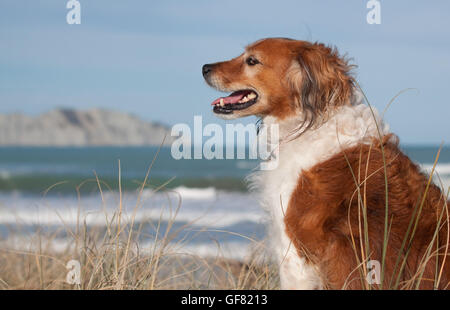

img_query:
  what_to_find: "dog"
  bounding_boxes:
[202,38,449,289]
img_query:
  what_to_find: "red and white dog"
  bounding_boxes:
[203,38,449,289]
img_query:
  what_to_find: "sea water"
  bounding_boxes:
[0,146,449,259]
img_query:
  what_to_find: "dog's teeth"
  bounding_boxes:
[220,98,224,106]
[248,92,256,99]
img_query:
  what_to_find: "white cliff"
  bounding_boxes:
[0,108,173,146]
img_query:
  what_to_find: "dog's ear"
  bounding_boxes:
[287,43,355,133]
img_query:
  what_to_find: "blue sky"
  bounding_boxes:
[0,0,449,144]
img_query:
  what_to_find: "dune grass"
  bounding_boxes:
[0,146,278,290]
[0,225,278,290]
[339,86,450,290]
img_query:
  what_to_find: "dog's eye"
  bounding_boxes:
[246,56,260,66]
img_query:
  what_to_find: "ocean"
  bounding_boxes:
[0,146,449,259]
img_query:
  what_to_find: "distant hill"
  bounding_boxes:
[0,108,173,146]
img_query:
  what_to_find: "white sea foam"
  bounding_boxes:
[422,163,450,176]
[0,188,265,260]
[421,163,450,190]
[0,189,263,228]
[168,186,217,200]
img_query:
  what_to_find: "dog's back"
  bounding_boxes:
[285,136,450,289]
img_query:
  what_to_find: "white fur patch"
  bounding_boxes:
[248,97,390,290]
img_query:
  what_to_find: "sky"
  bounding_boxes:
[0,0,449,145]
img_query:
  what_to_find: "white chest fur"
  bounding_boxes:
[249,103,390,289]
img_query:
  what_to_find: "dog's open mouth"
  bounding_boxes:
[211,90,258,114]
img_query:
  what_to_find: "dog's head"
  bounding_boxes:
[203,38,355,128]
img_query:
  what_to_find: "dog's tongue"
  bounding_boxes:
[211,90,250,106]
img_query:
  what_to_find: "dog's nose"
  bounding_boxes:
[202,64,213,77]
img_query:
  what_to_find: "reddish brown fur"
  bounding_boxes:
[285,138,450,289]
[205,38,450,289]
[205,38,354,123]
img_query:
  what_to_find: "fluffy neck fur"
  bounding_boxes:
[248,93,392,289]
